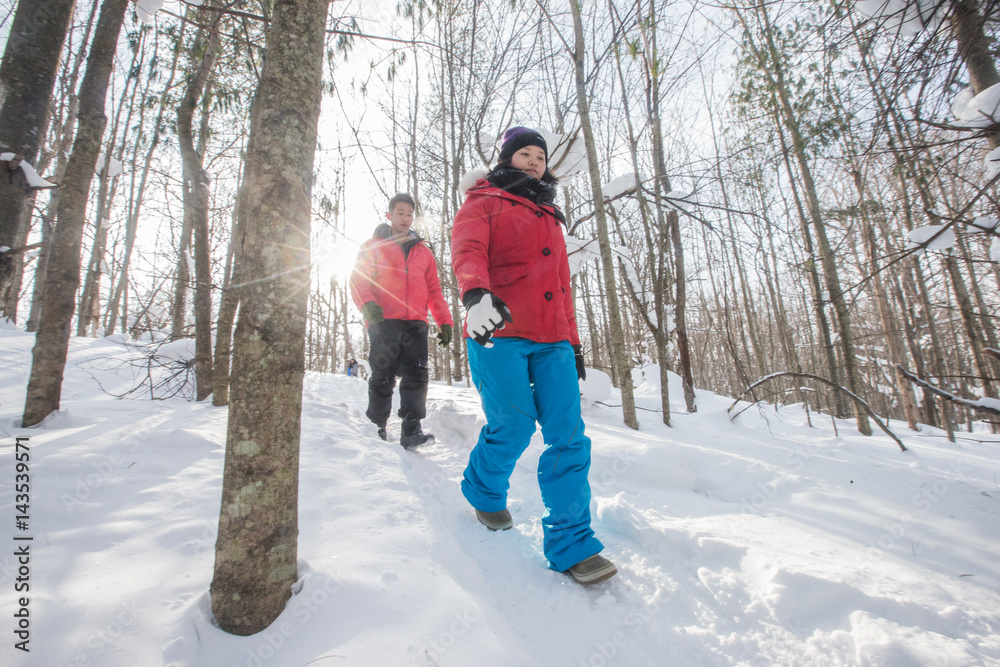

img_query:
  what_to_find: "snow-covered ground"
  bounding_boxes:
[1,326,999,666]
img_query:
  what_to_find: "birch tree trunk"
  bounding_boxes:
[210,0,328,635]
[22,0,130,427]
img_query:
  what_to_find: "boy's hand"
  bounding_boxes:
[361,302,384,325]
[464,290,512,348]
[437,324,452,347]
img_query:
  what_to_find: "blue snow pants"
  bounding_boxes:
[464,337,604,572]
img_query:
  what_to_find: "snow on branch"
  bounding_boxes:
[896,365,1000,420]
[854,0,946,36]
[727,371,908,451]
[1,153,56,189]
[905,224,955,251]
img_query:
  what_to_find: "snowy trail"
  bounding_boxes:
[1,327,999,666]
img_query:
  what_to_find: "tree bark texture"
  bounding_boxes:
[210,0,328,636]
[0,0,76,319]
[21,0,129,427]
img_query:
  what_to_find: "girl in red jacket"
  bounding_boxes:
[451,127,617,585]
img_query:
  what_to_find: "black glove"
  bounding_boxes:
[463,288,513,348]
[437,323,452,347]
[361,301,384,325]
[573,344,586,381]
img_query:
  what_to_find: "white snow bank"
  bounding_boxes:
[579,367,612,407]
[154,338,196,362]
[2,326,999,666]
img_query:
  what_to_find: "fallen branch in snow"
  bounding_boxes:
[896,365,1000,420]
[728,372,908,452]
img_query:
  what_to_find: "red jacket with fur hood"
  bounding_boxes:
[350,225,453,327]
[451,176,580,345]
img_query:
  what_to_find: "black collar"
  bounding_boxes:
[486,167,565,224]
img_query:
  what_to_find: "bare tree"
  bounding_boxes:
[177,5,222,400]
[22,0,131,427]
[570,0,638,429]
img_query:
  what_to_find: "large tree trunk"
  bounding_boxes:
[21,0,130,427]
[569,0,638,429]
[0,0,76,319]
[210,0,328,636]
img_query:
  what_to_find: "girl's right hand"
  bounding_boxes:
[465,291,513,348]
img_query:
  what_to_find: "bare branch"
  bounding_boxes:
[896,365,1000,419]
[727,372,908,451]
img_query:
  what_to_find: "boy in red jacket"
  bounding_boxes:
[350,193,453,449]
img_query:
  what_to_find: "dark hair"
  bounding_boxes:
[490,159,559,185]
[388,193,415,212]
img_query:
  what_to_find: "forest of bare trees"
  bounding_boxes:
[3,0,999,432]
[4,0,1000,634]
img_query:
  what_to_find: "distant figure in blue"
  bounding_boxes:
[346,358,359,377]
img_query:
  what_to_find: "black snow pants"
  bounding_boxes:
[366,319,429,433]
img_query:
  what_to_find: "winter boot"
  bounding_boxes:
[567,554,617,585]
[400,420,433,450]
[376,425,388,441]
[475,508,513,531]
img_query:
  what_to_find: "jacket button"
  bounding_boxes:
[544,291,553,301]
[542,247,551,256]
[535,210,543,217]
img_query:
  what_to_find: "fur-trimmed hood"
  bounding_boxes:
[458,167,489,197]
[460,167,565,225]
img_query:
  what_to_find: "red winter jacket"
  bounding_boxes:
[350,225,453,327]
[451,179,580,345]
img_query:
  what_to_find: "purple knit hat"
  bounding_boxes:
[498,127,548,163]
